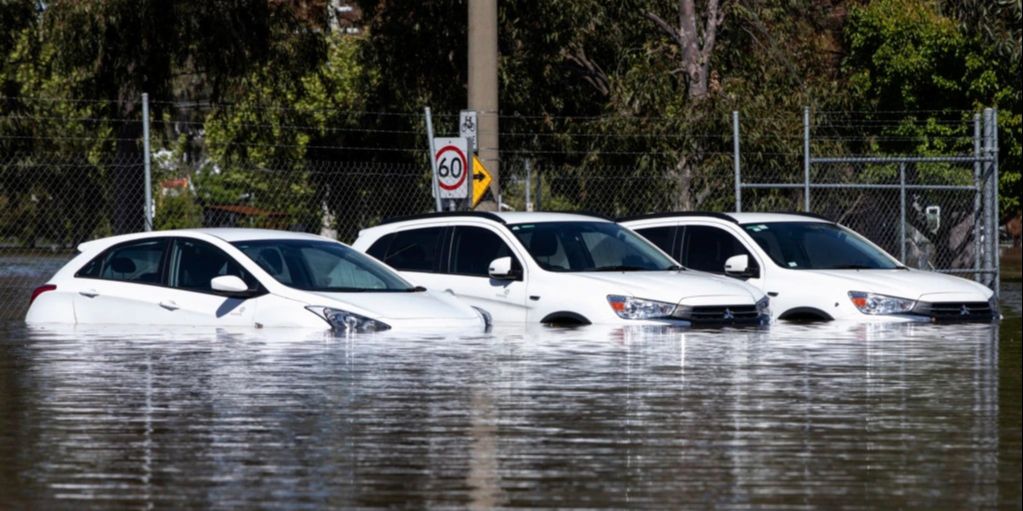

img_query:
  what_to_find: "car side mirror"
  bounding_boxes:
[210,275,256,297]
[488,257,518,280]
[724,254,758,278]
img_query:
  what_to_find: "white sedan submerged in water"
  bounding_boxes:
[26,229,489,333]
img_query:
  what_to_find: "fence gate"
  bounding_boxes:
[736,108,1000,294]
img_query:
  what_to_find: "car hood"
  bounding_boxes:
[808,268,993,302]
[568,270,762,305]
[307,289,480,321]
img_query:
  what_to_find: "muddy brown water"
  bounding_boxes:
[0,283,1020,509]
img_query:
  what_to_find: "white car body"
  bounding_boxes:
[25,228,487,332]
[621,212,998,322]
[351,212,769,326]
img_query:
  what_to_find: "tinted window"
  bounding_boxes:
[168,239,258,293]
[634,226,678,259]
[509,222,679,272]
[683,225,755,274]
[742,222,900,270]
[375,227,446,273]
[234,239,414,292]
[78,239,166,284]
[450,226,519,277]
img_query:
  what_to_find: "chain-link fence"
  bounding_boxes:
[1,97,1003,320]
[737,108,1001,292]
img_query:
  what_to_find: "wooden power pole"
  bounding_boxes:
[468,0,499,202]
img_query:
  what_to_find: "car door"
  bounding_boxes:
[72,238,169,324]
[157,237,262,326]
[444,225,528,322]
[365,226,451,290]
[680,224,766,291]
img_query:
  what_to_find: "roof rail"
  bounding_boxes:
[378,211,507,226]
[777,210,834,222]
[617,211,739,223]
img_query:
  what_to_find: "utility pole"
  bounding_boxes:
[468,0,499,205]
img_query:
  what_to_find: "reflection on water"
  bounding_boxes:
[0,289,1020,509]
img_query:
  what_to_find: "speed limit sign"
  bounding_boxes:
[432,137,469,199]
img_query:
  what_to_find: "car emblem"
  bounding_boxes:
[960,304,970,316]
[723,308,735,320]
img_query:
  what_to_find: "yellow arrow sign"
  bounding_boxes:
[471,155,493,208]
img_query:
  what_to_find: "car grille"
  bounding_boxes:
[674,304,762,325]
[913,301,995,321]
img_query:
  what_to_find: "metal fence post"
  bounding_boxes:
[424,107,442,212]
[899,162,906,263]
[733,111,741,212]
[982,108,995,291]
[973,113,982,282]
[525,159,533,212]
[803,106,811,212]
[992,109,1000,296]
[142,93,153,231]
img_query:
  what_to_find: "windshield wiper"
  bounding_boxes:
[592,265,650,272]
[828,264,877,270]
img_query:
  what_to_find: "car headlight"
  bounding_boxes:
[755,295,771,317]
[847,291,915,315]
[306,306,391,333]
[607,295,676,320]
[471,306,493,331]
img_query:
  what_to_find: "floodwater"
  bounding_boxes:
[1,285,1020,510]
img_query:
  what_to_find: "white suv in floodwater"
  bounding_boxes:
[352,212,769,326]
[621,212,999,322]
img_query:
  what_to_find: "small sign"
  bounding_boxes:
[433,137,469,199]
[459,110,478,152]
[471,155,493,208]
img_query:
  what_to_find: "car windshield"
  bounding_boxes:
[742,222,901,270]
[509,221,680,272]
[233,239,418,292]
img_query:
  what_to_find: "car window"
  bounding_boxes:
[372,227,447,273]
[78,239,167,284]
[509,221,679,272]
[633,226,677,260]
[168,239,258,293]
[742,222,900,270]
[450,226,520,277]
[683,225,755,274]
[234,239,415,292]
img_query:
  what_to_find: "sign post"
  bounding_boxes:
[433,137,470,208]
[424,107,442,212]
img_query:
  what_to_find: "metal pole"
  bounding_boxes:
[973,113,982,282]
[733,111,741,212]
[982,108,994,290]
[524,159,533,212]
[899,162,906,263]
[424,107,442,212]
[142,93,153,232]
[803,106,811,212]
[992,109,1000,296]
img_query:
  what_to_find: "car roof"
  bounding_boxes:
[620,211,833,225]
[76,228,330,253]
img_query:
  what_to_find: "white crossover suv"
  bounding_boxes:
[25,228,488,333]
[621,212,999,322]
[351,212,769,326]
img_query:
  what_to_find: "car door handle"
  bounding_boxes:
[79,289,99,298]
[159,301,179,311]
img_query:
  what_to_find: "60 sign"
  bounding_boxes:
[433,138,469,198]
